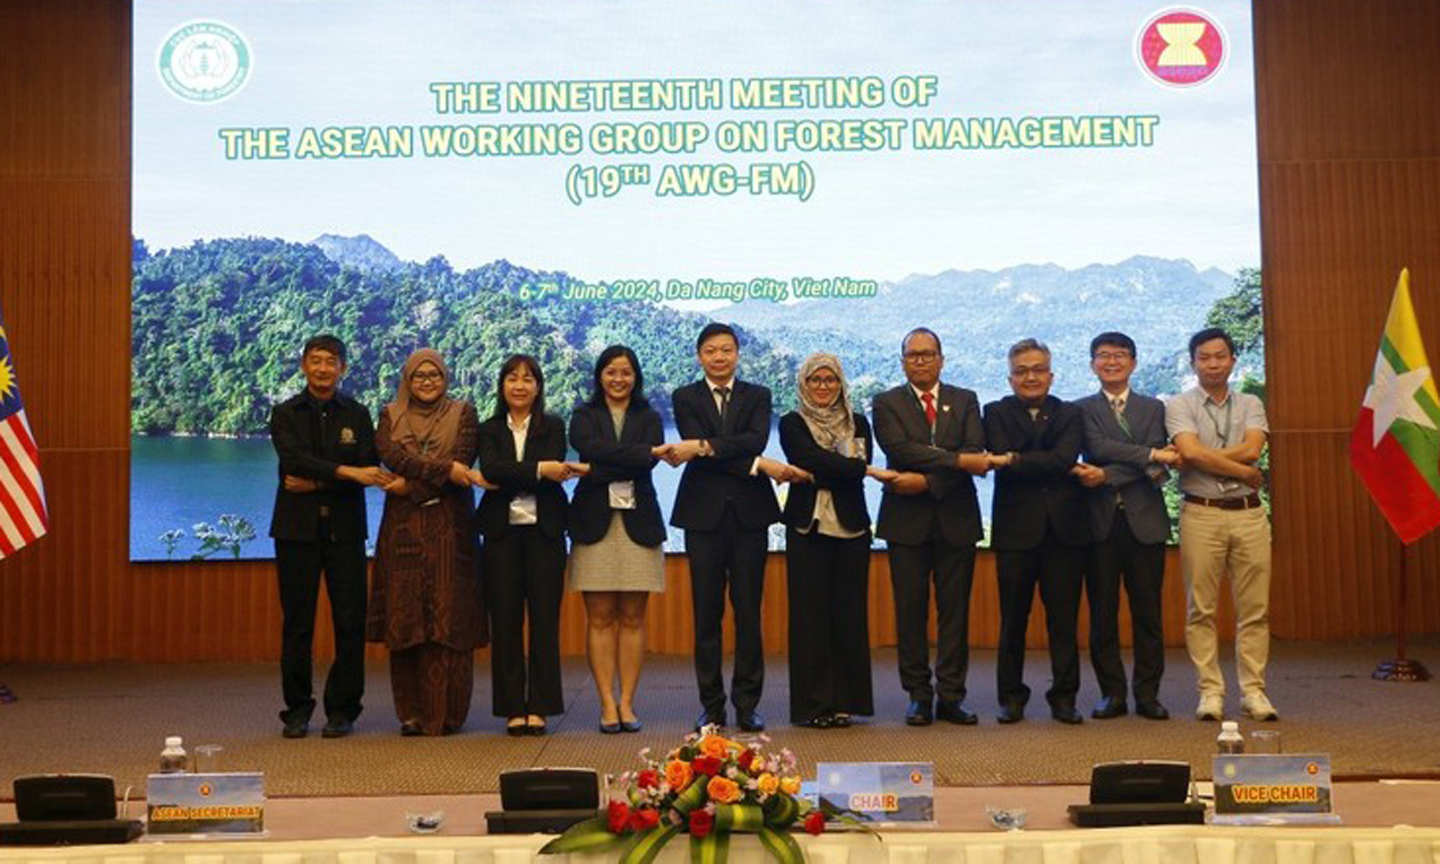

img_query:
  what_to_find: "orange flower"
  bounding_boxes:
[756,773,779,795]
[779,776,801,796]
[707,776,743,804]
[665,759,694,791]
[698,735,731,759]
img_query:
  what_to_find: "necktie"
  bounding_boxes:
[1112,396,1131,436]
[716,386,731,422]
[921,391,937,427]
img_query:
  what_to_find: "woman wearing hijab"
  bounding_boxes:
[476,354,577,736]
[368,348,487,736]
[779,352,894,728]
[568,345,667,734]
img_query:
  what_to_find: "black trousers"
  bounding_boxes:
[886,535,976,704]
[685,508,768,715]
[275,534,368,724]
[1086,510,1166,702]
[995,531,1085,708]
[785,527,874,723]
[484,526,567,717]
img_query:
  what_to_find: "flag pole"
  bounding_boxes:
[1373,540,1432,681]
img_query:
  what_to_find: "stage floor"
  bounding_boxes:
[2,639,1438,799]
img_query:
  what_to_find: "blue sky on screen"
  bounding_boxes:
[133,0,1258,281]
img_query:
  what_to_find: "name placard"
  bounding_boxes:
[145,772,266,837]
[1212,755,1341,825]
[816,762,934,826]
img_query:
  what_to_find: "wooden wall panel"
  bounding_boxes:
[2,0,1439,663]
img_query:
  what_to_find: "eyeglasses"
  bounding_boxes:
[1093,351,1132,362]
[1010,365,1051,379]
[411,371,444,383]
[903,350,941,364]
[806,376,841,388]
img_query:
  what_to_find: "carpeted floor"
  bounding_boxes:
[2,638,1437,798]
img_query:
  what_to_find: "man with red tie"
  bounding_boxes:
[872,328,991,726]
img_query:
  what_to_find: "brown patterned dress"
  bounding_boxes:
[367,401,486,735]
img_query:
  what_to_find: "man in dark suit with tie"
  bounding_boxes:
[984,338,1091,725]
[872,327,991,726]
[268,334,391,739]
[1072,332,1181,721]
[667,323,801,732]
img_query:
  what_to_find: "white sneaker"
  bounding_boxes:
[1195,693,1224,721]
[1241,691,1279,721]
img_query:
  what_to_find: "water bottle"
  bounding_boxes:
[160,736,189,773]
[1216,720,1245,754]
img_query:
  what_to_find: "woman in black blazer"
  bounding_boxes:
[779,352,895,728]
[567,345,668,733]
[477,354,577,736]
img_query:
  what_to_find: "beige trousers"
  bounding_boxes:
[1179,503,1272,697]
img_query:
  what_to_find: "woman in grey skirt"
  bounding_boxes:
[567,345,668,733]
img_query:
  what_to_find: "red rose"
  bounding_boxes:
[692,756,722,776]
[689,809,714,838]
[629,809,661,832]
[804,811,826,836]
[637,769,659,790]
[737,749,756,771]
[608,800,631,834]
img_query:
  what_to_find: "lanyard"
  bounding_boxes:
[1202,396,1233,447]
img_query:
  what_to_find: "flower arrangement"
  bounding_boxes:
[539,726,829,864]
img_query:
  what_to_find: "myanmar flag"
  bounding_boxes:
[1350,269,1440,544]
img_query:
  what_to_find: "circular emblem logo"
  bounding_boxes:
[1136,8,1227,88]
[198,783,213,797]
[158,21,251,103]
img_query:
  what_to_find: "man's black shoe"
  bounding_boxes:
[936,700,979,725]
[905,700,933,726]
[695,709,727,732]
[737,710,766,732]
[1050,702,1084,725]
[997,700,1025,724]
[1091,696,1129,719]
[282,717,309,739]
[321,716,355,738]
[1135,699,1171,720]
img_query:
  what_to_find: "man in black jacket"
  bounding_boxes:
[984,338,1092,725]
[665,323,801,732]
[268,334,390,739]
[872,327,991,727]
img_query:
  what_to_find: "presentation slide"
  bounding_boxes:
[130,1,1261,560]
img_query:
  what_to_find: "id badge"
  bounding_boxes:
[609,480,637,510]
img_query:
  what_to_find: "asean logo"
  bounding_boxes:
[1136,8,1227,88]
[158,21,251,104]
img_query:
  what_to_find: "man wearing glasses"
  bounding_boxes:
[1072,332,1181,721]
[984,338,1091,725]
[872,327,990,726]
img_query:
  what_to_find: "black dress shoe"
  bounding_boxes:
[798,714,834,729]
[400,722,422,737]
[282,717,309,739]
[831,713,852,728]
[905,700,934,726]
[1050,703,1084,725]
[936,700,979,725]
[737,710,766,732]
[1135,699,1171,720]
[1091,696,1129,719]
[696,710,726,732]
[997,701,1025,724]
[321,716,355,738]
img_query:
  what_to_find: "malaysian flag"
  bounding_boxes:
[0,309,48,557]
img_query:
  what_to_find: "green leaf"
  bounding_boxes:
[714,803,765,832]
[762,794,799,828]
[537,816,625,855]
[758,826,805,864]
[619,824,681,864]
[672,778,708,815]
[690,829,730,864]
